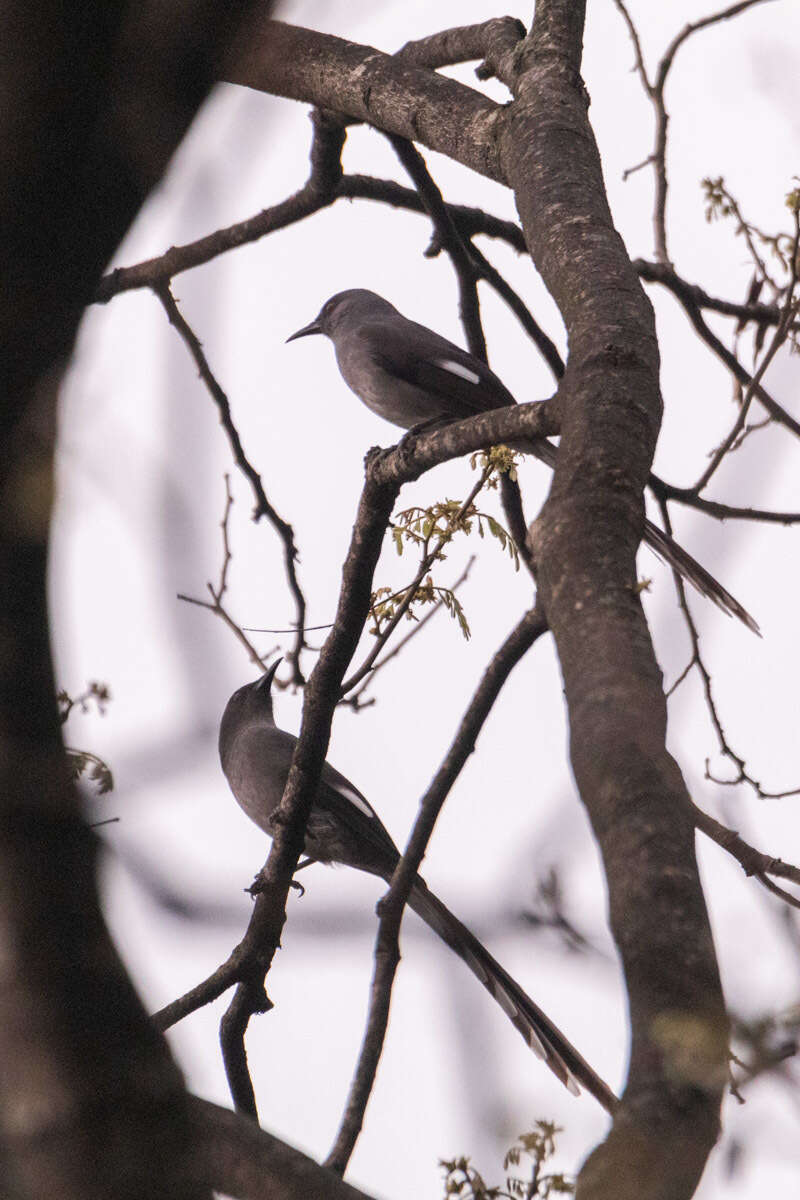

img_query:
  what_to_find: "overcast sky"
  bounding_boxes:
[53,2,799,1197]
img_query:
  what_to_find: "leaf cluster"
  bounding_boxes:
[440,1122,574,1200]
[369,576,471,641]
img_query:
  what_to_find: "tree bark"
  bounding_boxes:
[499,5,727,1198]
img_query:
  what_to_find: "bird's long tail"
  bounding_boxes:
[406,877,617,1113]
[518,437,759,634]
[642,519,760,634]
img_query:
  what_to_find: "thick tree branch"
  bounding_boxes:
[223,20,507,183]
[497,4,728,1197]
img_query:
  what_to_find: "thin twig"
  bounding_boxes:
[649,475,800,524]
[691,207,800,491]
[154,282,308,682]
[614,0,776,263]
[177,474,274,671]
[692,803,800,909]
[658,497,799,799]
[342,556,476,709]
[341,468,493,694]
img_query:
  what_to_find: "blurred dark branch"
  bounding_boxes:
[192,1097,377,1200]
[325,605,548,1175]
[154,282,308,684]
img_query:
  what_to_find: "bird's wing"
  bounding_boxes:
[371,320,517,417]
[315,757,401,869]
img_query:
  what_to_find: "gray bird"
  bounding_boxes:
[288,288,759,634]
[219,659,617,1113]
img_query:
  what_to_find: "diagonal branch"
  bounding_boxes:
[154,281,309,683]
[325,605,548,1175]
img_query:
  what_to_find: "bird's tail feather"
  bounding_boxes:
[407,878,617,1113]
[643,519,760,634]
[518,437,759,634]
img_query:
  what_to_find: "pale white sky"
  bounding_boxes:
[53,2,799,1196]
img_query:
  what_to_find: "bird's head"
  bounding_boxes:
[220,657,282,740]
[286,289,399,342]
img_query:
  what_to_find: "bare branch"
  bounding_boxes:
[650,479,800,525]
[612,2,653,94]
[153,282,309,683]
[325,606,549,1175]
[692,804,800,909]
[614,0,776,263]
[177,475,274,672]
[96,109,346,302]
[657,497,799,800]
[635,259,800,331]
[656,2,777,94]
[692,212,800,491]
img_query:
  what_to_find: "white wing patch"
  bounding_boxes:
[436,358,481,385]
[494,983,518,1020]
[334,781,375,818]
[527,1026,547,1061]
[463,949,489,984]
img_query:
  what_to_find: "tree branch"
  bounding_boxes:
[154,282,309,683]
[500,4,728,1196]
[325,606,549,1175]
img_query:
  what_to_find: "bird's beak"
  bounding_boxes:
[286,318,322,343]
[255,657,282,691]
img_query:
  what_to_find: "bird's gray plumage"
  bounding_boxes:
[219,662,617,1113]
[288,288,759,633]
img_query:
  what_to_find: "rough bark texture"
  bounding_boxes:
[224,21,506,182]
[497,5,727,1197]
